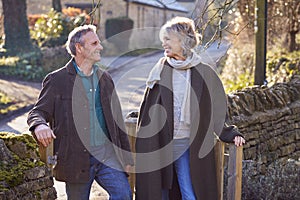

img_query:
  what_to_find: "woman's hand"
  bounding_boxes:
[124,165,133,174]
[233,136,245,146]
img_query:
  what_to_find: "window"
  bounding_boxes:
[106,10,112,16]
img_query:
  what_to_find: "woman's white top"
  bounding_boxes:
[172,69,191,139]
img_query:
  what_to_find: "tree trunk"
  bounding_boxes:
[2,0,33,54]
[254,0,267,86]
[288,31,297,52]
[52,0,62,12]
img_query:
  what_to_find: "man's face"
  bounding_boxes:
[79,31,103,63]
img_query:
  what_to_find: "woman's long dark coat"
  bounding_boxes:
[135,62,239,200]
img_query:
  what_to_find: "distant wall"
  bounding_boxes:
[127,3,187,50]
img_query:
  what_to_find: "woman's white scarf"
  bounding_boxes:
[146,52,202,125]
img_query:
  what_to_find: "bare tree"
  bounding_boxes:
[238,0,300,52]
[277,0,300,52]
[192,0,244,48]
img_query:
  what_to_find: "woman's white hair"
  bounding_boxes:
[159,17,201,57]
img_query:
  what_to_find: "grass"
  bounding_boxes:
[0,56,19,66]
[0,91,18,119]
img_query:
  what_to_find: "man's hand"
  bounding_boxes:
[34,124,56,147]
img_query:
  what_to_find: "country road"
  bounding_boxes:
[109,50,164,117]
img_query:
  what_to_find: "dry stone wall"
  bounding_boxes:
[226,77,300,199]
[0,132,56,200]
[227,78,300,162]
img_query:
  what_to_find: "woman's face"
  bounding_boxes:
[161,32,185,60]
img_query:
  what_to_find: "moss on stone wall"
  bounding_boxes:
[0,132,44,190]
[0,132,38,151]
[0,132,56,199]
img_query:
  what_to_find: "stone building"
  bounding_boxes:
[126,0,189,49]
[0,0,195,51]
[62,0,191,50]
[177,0,197,15]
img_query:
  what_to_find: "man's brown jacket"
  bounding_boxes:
[28,59,133,183]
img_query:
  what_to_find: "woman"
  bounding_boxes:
[135,17,245,200]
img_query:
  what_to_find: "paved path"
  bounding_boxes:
[0,51,163,199]
[109,51,163,116]
[0,51,163,133]
[0,79,41,134]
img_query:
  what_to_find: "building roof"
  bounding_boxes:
[160,0,189,12]
[65,3,101,9]
[176,0,196,2]
[129,0,164,8]
[128,0,188,13]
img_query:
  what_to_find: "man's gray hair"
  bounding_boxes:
[66,24,97,57]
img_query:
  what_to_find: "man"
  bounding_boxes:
[27,25,133,200]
